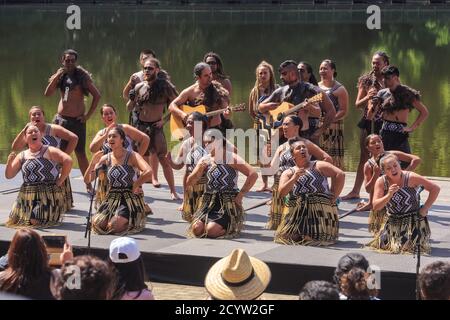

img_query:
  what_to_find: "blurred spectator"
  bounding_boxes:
[52,255,116,300]
[0,229,54,299]
[340,267,378,300]
[109,237,154,300]
[333,252,374,300]
[299,281,339,300]
[419,261,450,300]
[204,248,271,300]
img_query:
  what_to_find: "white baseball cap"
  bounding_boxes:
[109,237,141,263]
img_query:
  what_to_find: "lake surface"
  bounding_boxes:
[0,5,449,176]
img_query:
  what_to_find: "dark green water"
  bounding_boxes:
[0,5,449,176]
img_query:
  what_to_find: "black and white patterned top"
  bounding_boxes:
[381,120,406,134]
[186,144,207,174]
[206,161,238,192]
[383,172,420,215]
[279,143,296,172]
[106,151,136,189]
[42,124,61,148]
[322,82,342,112]
[290,161,330,196]
[100,125,133,154]
[20,145,59,184]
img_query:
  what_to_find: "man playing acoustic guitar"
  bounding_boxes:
[169,62,233,138]
[259,60,335,146]
[127,58,180,200]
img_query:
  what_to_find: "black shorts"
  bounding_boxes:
[116,197,130,220]
[357,118,383,135]
[53,114,86,153]
[204,196,230,230]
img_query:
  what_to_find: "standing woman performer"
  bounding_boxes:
[88,104,149,209]
[186,129,258,239]
[367,154,439,254]
[318,59,349,169]
[363,134,421,234]
[342,51,389,200]
[167,112,208,222]
[5,125,72,228]
[276,138,345,245]
[248,61,278,192]
[266,115,332,230]
[86,127,151,235]
[11,106,77,212]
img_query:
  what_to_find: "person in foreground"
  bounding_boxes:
[204,248,271,300]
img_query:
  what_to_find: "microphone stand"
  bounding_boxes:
[415,185,425,300]
[84,167,101,255]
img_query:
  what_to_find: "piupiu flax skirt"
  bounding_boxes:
[320,120,344,169]
[181,178,206,223]
[267,173,284,230]
[366,210,431,254]
[188,191,245,239]
[93,188,146,236]
[368,208,388,234]
[6,183,65,228]
[275,193,339,246]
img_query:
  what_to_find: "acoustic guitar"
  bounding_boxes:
[170,103,246,139]
[269,92,323,127]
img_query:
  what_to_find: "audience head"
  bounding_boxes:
[419,261,450,300]
[299,281,340,300]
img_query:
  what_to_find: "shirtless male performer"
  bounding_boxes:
[127,58,180,200]
[44,49,101,192]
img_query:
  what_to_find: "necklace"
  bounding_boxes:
[29,146,42,157]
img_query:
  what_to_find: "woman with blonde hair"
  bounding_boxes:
[248,60,278,192]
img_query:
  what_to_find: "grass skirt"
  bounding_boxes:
[182,179,206,222]
[366,210,431,254]
[188,191,245,239]
[95,171,108,210]
[267,173,283,230]
[368,208,388,234]
[6,183,65,228]
[275,193,339,246]
[320,120,344,169]
[92,188,146,236]
[62,178,73,212]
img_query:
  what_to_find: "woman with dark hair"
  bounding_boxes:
[86,126,151,235]
[0,229,54,299]
[89,104,150,210]
[168,112,209,222]
[53,255,116,300]
[11,106,78,212]
[298,61,319,86]
[342,51,390,201]
[367,154,439,254]
[265,115,332,230]
[363,134,421,233]
[187,129,258,238]
[340,268,377,300]
[109,237,154,300]
[275,138,345,245]
[249,60,279,192]
[318,59,349,169]
[5,125,72,228]
[203,52,232,95]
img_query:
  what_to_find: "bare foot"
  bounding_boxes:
[152,180,161,188]
[177,204,183,211]
[341,192,360,200]
[144,203,153,216]
[171,192,181,200]
[356,201,372,212]
[256,186,272,193]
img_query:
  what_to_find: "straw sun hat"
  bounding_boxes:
[205,249,271,300]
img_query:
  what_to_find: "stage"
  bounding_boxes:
[0,165,449,299]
